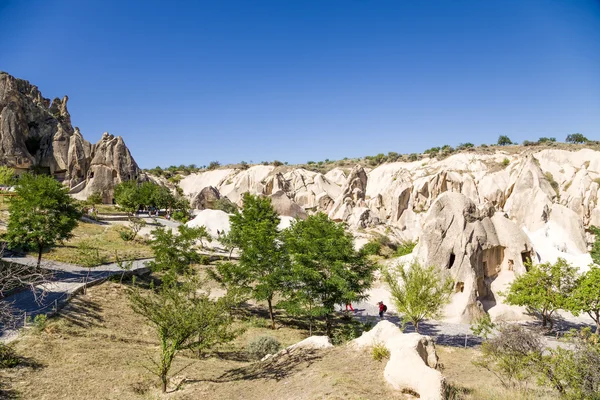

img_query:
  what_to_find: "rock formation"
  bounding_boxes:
[351,320,445,400]
[0,72,140,202]
[178,148,600,322]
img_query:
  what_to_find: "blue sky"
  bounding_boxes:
[1,0,599,168]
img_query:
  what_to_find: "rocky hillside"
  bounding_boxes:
[177,148,599,322]
[0,72,140,201]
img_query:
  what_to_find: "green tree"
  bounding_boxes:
[565,133,588,144]
[282,213,375,337]
[113,180,140,214]
[383,260,452,333]
[497,135,513,146]
[207,161,221,170]
[504,258,578,329]
[536,327,600,399]
[6,174,80,268]
[148,225,208,274]
[590,226,600,265]
[0,166,15,186]
[129,276,235,392]
[568,266,600,333]
[86,191,103,206]
[211,193,287,329]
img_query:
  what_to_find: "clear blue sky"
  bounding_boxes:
[1,0,599,168]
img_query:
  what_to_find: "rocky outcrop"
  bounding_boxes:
[0,72,140,201]
[416,192,534,322]
[351,321,445,400]
[191,186,221,210]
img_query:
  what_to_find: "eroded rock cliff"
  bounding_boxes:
[0,72,140,201]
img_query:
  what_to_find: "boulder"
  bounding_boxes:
[270,190,307,219]
[191,186,221,210]
[351,321,445,400]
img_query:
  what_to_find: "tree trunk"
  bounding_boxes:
[542,313,547,327]
[36,246,43,269]
[161,374,168,393]
[267,297,275,330]
[414,320,420,334]
[325,314,332,338]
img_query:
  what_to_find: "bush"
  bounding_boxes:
[213,198,238,214]
[502,158,510,167]
[246,336,281,360]
[538,137,556,143]
[394,240,417,257]
[408,153,418,162]
[31,314,48,333]
[272,160,284,167]
[119,228,136,242]
[537,327,600,399]
[0,344,19,368]
[474,324,543,389]
[361,240,382,256]
[371,342,390,361]
[172,210,189,223]
[207,161,221,170]
[332,320,373,345]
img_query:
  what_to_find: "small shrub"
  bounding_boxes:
[332,320,373,345]
[371,342,390,361]
[394,240,417,257]
[408,153,418,162]
[172,210,189,223]
[213,198,238,214]
[0,344,20,368]
[32,314,48,333]
[480,144,488,148]
[361,240,382,256]
[473,324,543,389]
[198,255,211,265]
[119,228,136,242]
[272,160,284,167]
[207,161,221,170]
[502,158,510,167]
[545,172,560,196]
[246,336,281,360]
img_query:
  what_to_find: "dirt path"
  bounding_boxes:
[0,256,151,342]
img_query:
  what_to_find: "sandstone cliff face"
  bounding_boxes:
[0,72,140,201]
[180,148,600,321]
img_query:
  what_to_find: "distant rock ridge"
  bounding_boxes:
[0,71,141,202]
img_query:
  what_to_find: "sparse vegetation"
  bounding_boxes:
[394,240,417,257]
[246,336,281,360]
[371,342,390,361]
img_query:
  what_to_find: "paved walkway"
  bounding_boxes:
[0,256,151,342]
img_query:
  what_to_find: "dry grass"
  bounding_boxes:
[1,281,405,400]
[437,346,555,400]
[39,221,153,265]
[1,280,565,400]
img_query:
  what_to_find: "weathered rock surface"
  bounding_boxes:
[178,149,600,322]
[416,192,534,322]
[351,321,445,400]
[0,72,140,201]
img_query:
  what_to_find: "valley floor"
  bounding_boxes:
[0,280,559,400]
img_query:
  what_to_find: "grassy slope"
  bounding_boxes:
[1,281,558,400]
[2,281,402,400]
[39,221,153,265]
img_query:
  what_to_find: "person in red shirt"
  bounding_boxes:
[378,301,386,318]
[345,303,355,312]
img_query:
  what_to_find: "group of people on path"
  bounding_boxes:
[344,301,387,318]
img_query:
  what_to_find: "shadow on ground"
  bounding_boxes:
[216,348,324,382]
